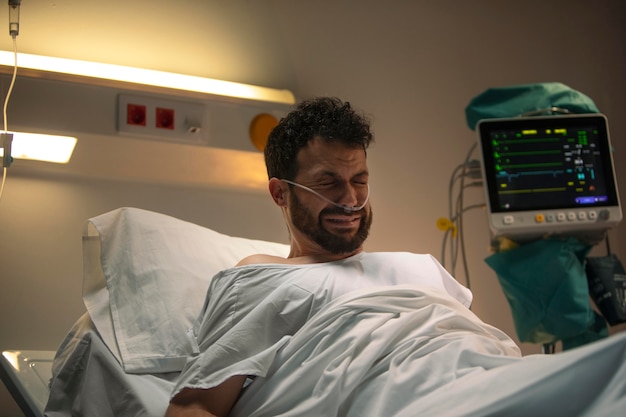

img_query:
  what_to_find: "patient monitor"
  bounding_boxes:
[477,113,622,242]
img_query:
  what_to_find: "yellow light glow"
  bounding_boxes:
[0,51,296,105]
[0,132,77,163]
[2,351,20,370]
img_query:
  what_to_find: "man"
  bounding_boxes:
[164,97,377,416]
[164,97,508,416]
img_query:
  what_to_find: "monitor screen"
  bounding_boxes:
[477,114,621,241]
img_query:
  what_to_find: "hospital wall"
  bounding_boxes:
[1,1,625,415]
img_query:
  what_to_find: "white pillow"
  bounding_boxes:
[82,207,289,374]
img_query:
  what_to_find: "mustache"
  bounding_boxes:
[320,206,367,217]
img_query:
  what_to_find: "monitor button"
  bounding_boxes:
[545,214,556,222]
[567,212,577,221]
[503,215,515,225]
[598,209,610,220]
[535,214,545,223]
[588,211,598,220]
[578,211,587,220]
[557,213,567,222]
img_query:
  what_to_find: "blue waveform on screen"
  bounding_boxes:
[497,169,566,180]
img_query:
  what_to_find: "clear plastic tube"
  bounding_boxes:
[281,179,369,213]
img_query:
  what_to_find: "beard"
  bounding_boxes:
[289,191,372,255]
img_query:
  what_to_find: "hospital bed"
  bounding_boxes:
[0,350,53,417]
[2,207,626,416]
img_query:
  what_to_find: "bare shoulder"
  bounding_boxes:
[236,253,290,266]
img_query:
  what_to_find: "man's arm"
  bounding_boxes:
[164,375,247,417]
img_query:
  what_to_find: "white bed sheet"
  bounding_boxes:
[45,313,178,417]
[172,251,478,395]
[45,300,626,417]
[228,286,626,417]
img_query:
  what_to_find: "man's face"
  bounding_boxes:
[286,137,372,255]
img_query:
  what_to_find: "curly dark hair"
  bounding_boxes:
[264,97,374,180]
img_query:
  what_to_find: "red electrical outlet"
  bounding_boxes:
[156,107,175,130]
[127,103,147,126]
[118,94,204,143]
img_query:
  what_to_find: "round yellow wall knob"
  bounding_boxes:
[249,113,279,152]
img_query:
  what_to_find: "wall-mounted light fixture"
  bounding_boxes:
[1,132,77,165]
[0,50,296,105]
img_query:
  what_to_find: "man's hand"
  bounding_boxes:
[165,375,247,417]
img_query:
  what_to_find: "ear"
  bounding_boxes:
[269,177,289,207]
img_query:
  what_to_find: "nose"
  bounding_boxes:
[335,182,363,209]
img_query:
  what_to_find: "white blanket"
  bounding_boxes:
[230,286,626,416]
[45,313,178,417]
[173,252,480,394]
[232,285,523,416]
[46,290,626,417]
[48,243,626,416]
[173,253,626,417]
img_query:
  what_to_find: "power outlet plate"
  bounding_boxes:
[117,94,206,143]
